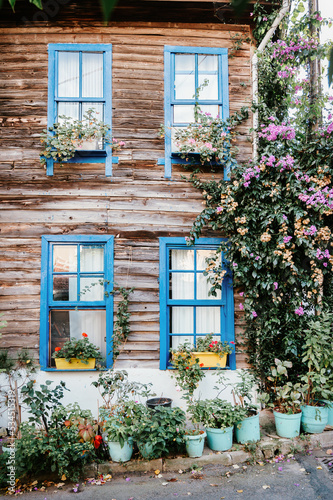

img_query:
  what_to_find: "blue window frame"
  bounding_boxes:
[161,45,229,178]
[40,235,114,370]
[47,44,115,176]
[159,237,235,370]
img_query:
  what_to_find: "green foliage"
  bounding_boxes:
[133,406,186,459]
[170,342,206,400]
[195,333,234,355]
[91,369,153,411]
[187,398,247,429]
[259,358,303,414]
[40,109,124,167]
[300,312,333,405]
[52,333,104,365]
[111,285,135,359]
[102,401,145,448]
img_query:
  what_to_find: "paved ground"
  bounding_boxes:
[2,448,333,499]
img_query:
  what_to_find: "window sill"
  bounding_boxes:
[42,368,100,372]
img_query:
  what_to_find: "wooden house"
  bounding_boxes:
[0,0,262,411]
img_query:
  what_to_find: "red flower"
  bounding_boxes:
[82,332,88,338]
[55,347,61,352]
[199,363,204,367]
[230,341,235,344]
[185,366,189,370]
[94,435,103,449]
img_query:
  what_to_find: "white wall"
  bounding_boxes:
[0,368,256,428]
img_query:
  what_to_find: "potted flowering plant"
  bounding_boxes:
[170,341,206,401]
[102,401,145,462]
[189,398,247,452]
[259,359,303,439]
[52,333,104,369]
[193,333,234,368]
[40,108,125,167]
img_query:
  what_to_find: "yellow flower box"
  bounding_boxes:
[191,352,227,368]
[54,358,96,370]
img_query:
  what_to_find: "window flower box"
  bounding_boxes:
[54,358,96,370]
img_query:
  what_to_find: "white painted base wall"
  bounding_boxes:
[0,368,258,428]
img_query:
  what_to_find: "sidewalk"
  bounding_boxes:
[84,410,333,476]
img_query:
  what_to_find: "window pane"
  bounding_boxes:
[81,102,104,121]
[197,250,220,270]
[58,51,79,97]
[170,306,193,350]
[80,277,104,301]
[80,245,104,272]
[196,306,220,333]
[82,52,103,98]
[50,309,106,366]
[53,245,77,272]
[173,105,195,124]
[53,275,77,301]
[199,105,220,119]
[169,273,194,299]
[175,54,195,100]
[197,274,221,300]
[57,102,79,122]
[198,55,218,100]
[170,249,194,270]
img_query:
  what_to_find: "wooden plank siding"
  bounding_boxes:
[0,17,251,369]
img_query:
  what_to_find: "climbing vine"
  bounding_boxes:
[181,1,333,385]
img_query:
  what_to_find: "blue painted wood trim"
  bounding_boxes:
[39,236,49,369]
[40,235,114,370]
[159,237,235,370]
[46,44,113,177]
[163,45,229,179]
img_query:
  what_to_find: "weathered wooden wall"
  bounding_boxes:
[0,9,252,368]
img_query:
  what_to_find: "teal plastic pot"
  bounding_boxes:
[273,410,301,438]
[206,426,233,452]
[301,404,328,434]
[235,413,260,444]
[107,437,133,462]
[184,431,206,458]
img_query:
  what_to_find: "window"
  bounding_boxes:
[40,235,114,369]
[159,237,235,370]
[162,46,229,178]
[47,44,113,176]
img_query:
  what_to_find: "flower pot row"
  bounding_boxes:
[273,403,331,438]
[185,413,261,458]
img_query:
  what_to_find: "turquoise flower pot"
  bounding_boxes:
[184,431,206,458]
[206,426,233,452]
[235,413,260,444]
[273,410,301,438]
[107,437,133,462]
[301,404,328,434]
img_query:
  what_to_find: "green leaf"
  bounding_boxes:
[8,0,16,11]
[29,0,43,9]
[100,0,118,22]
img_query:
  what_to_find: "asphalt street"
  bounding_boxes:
[1,449,333,500]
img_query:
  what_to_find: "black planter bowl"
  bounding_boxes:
[146,397,172,410]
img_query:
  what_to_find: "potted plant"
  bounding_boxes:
[192,398,247,452]
[299,313,333,434]
[40,109,125,167]
[102,401,144,462]
[260,359,303,439]
[52,332,104,369]
[184,399,209,458]
[132,405,186,459]
[91,369,154,421]
[229,370,261,444]
[193,333,235,368]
